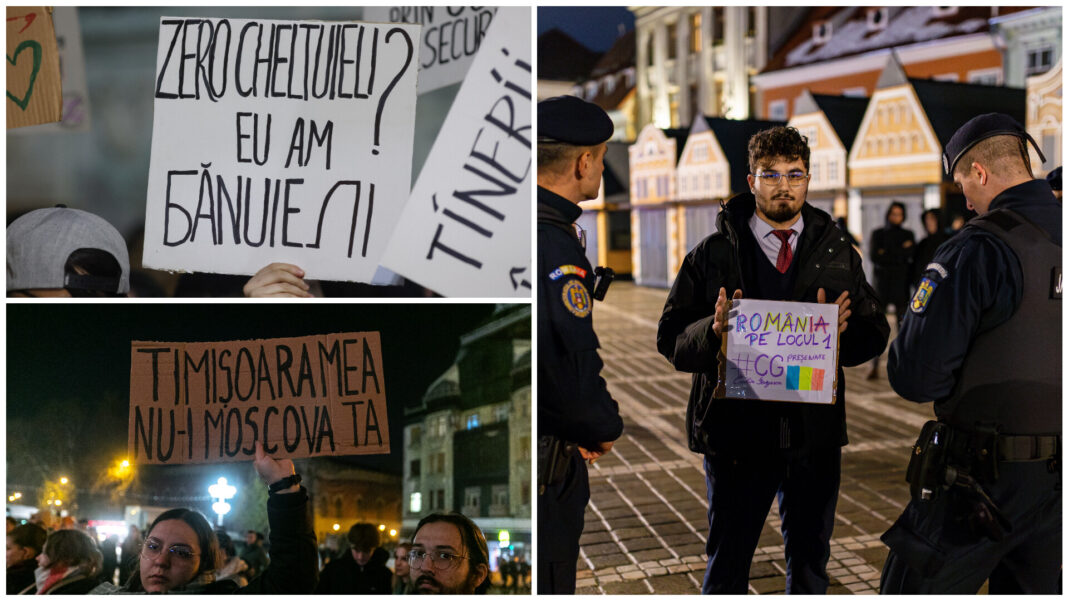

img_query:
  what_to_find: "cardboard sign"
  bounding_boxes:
[380,7,530,297]
[719,299,839,404]
[128,332,390,465]
[363,6,497,93]
[142,17,421,283]
[6,6,63,129]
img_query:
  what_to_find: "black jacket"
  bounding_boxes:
[537,186,624,447]
[657,194,889,456]
[314,546,392,594]
[7,559,39,594]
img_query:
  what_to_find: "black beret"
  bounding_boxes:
[537,95,613,146]
[943,112,1046,175]
[1046,166,1062,191]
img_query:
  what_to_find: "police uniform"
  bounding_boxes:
[536,96,624,594]
[882,114,1061,594]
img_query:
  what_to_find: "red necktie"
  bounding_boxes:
[772,229,794,273]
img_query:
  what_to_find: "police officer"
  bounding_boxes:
[536,95,624,595]
[881,113,1061,594]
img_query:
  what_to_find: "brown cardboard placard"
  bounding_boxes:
[7,6,62,129]
[128,332,389,465]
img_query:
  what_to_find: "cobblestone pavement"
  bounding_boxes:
[575,282,937,595]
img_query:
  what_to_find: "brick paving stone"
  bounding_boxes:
[638,561,662,570]
[616,564,639,573]
[676,543,707,557]
[645,512,681,525]
[668,564,691,574]
[575,578,596,588]
[751,576,787,594]
[603,580,649,594]
[585,542,621,556]
[579,531,615,545]
[599,574,622,584]
[631,548,673,562]
[616,527,653,540]
[660,558,681,566]
[649,573,697,594]
[828,585,852,595]
[749,561,781,579]
[623,570,647,580]
[600,506,635,519]
[576,586,601,594]
[837,575,860,584]
[622,538,663,552]
[609,517,646,529]
[646,567,668,576]
[589,555,630,570]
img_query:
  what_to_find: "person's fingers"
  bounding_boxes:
[732,289,743,300]
[835,290,850,306]
[252,283,313,298]
[255,440,265,462]
[817,287,826,303]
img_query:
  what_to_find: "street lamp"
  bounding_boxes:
[208,477,237,527]
[60,477,69,485]
[332,523,341,532]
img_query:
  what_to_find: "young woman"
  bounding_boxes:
[94,442,317,594]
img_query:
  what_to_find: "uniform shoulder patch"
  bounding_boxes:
[561,279,592,318]
[911,277,937,314]
[549,265,588,280]
[925,263,948,279]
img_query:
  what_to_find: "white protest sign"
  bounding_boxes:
[143,17,420,283]
[363,6,497,93]
[720,298,839,404]
[380,7,530,297]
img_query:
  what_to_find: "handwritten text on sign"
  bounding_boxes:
[380,7,530,297]
[129,332,390,465]
[142,17,420,283]
[364,6,496,93]
[722,299,839,404]
[6,6,63,129]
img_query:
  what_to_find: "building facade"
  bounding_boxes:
[401,305,531,568]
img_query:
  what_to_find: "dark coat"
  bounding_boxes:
[314,546,393,594]
[657,193,889,457]
[22,573,101,595]
[870,224,916,300]
[7,558,38,594]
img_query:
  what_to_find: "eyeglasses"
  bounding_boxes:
[752,171,810,187]
[408,549,467,571]
[141,539,199,562]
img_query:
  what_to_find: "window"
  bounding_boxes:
[585,81,598,100]
[712,8,724,45]
[436,489,445,510]
[494,404,509,423]
[967,68,1001,86]
[828,159,839,183]
[680,176,687,193]
[520,482,530,506]
[690,13,702,53]
[464,487,481,513]
[932,73,959,82]
[410,492,422,513]
[1026,46,1054,76]
[747,7,757,38]
[519,435,530,461]
[813,21,832,44]
[409,425,422,446]
[866,8,888,32]
[768,99,787,121]
[811,160,820,184]
[410,459,421,477]
[667,22,677,60]
[466,413,480,430]
[624,67,635,88]
[604,76,615,94]
[492,485,509,508]
[646,36,655,66]
[842,87,866,97]
[335,497,344,518]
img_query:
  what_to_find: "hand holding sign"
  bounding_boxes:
[817,288,851,334]
[254,441,299,493]
[712,287,743,337]
[244,263,312,298]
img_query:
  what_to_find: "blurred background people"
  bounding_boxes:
[911,209,952,285]
[25,528,102,594]
[215,530,250,588]
[118,525,141,585]
[315,522,392,594]
[392,542,412,594]
[868,201,915,379]
[240,530,269,581]
[7,523,48,594]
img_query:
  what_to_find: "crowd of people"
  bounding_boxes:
[6,444,503,595]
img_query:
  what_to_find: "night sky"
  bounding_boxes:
[537,6,634,52]
[7,303,496,480]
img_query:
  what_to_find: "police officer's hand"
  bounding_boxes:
[578,441,614,465]
[244,262,314,298]
[817,288,851,334]
[712,287,744,337]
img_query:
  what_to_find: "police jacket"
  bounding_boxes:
[537,186,624,449]
[657,193,889,457]
[888,179,1062,434]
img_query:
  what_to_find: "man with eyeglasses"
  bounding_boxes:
[408,512,489,594]
[657,125,889,593]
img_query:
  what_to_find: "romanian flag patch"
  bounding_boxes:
[911,277,937,314]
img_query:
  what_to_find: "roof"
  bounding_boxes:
[809,93,869,149]
[908,78,1026,152]
[591,30,635,78]
[537,28,602,82]
[702,117,789,193]
[602,141,631,204]
[763,6,1032,73]
[665,128,689,161]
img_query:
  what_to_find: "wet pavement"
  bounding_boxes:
[574,282,935,594]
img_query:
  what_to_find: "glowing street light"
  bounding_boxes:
[378,524,386,531]
[13,493,21,499]
[208,477,237,527]
[59,477,69,485]
[332,523,341,531]
[389,529,398,537]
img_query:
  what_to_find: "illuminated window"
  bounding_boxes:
[410,492,422,513]
[690,13,702,53]
[466,414,480,430]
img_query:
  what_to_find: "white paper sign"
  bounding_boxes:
[363,6,497,93]
[143,17,420,283]
[380,7,530,297]
[722,299,839,404]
